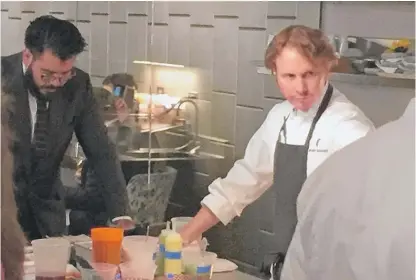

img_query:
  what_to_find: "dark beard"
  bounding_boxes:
[24,68,59,101]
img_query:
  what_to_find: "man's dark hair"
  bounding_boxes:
[102,73,138,89]
[24,15,87,60]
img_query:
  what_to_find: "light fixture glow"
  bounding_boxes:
[133,61,185,68]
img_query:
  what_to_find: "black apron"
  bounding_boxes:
[270,84,333,279]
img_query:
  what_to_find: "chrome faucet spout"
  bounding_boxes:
[175,98,199,147]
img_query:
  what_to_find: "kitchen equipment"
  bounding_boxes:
[31,238,71,280]
[91,227,123,265]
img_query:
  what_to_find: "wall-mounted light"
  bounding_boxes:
[133,61,185,68]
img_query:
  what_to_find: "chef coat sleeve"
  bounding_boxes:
[201,112,275,225]
[74,75,130,220]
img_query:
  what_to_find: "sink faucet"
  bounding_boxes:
[175,97,199,148]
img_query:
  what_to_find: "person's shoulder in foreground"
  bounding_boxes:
[282,98,415,280]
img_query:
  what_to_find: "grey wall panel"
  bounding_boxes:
[128,1,149,15]
[195,99,212,136]
[267,1,297,17]
[237,29,266,108]
[262,98,285,121]
[211,91,236,144]
[266,17,295,38]
[109,1,129,22]
[168,16,190,66]
[213,18,239,93]
[76,1,91,21]
[168,1,191,16]
[76,50,90,73]
[321,1,415,38]
[7,1,22,18]
[126,15,148,72]
[238,1,267,28]
[189,2,215,26]
[151,1,169,24]
[91,1,108,14]
[77,21,91,50]
[263,74,284,99]
[90,15,108,61]
[108,23,128,62]
[235,106,264,159]
[148,25,168,63]
[34,1,51,17]
[214,2,241,17]
[190,26,214,100]
[295,1,321,28]
[1,11,10,55]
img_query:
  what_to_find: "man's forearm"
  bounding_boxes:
[180,206,220,244]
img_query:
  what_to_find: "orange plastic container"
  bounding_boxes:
[91,227,124,265]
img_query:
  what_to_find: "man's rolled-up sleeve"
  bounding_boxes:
[201,117,275,225]
[74,76,130,219]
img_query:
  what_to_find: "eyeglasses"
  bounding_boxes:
[40,69,76,85]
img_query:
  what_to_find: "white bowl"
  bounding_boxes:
[375,60,398,73]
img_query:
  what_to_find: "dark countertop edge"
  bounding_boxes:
[256,67,415,89]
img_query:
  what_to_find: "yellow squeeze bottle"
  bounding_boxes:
[164,231,183,279]
[155,222,172,276]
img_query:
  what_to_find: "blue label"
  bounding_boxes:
[164,251,181,260]
[166,273,176,279]
[159,244,166,253]
[197,265,212,274]
[115,272,121,279]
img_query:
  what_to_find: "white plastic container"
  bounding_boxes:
[182,251,218,279]
[170,217,193,233]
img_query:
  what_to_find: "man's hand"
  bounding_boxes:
[114,98,129,123]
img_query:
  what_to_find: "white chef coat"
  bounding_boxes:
[281,99,415,280]
[201,85,375,225]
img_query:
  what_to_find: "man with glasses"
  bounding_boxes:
[1,15,133,240]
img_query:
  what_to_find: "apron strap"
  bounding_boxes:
[304,83,334,146]
[277,114,290,143]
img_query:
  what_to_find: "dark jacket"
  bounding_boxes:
[1,52,130,240]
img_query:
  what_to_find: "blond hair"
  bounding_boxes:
[265,25,338,72]
[1,93,26,280]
